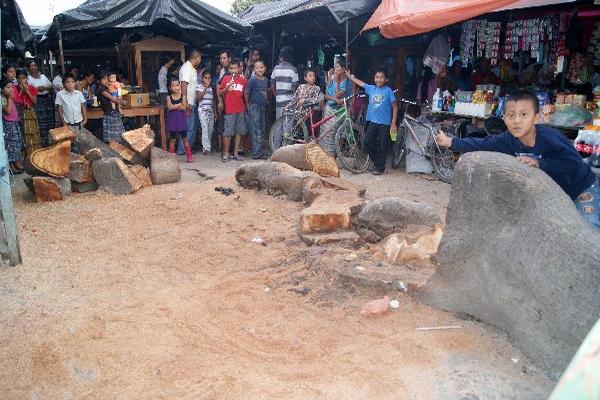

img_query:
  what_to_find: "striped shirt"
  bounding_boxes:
[271,62,299,108]
[196,85,214,112]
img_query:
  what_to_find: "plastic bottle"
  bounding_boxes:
[432,88,441,111]
[588,133,600,167]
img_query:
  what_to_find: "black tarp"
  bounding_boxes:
[1,0,34,56]
[326,0,379,24]
[43,0,252,50]
[239,0,378,25]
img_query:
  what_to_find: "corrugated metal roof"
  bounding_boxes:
[239,0,329,25]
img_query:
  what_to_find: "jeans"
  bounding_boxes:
[178,105,198,154]
[247,104,266,158]
[198,108,214,152]
[575,178,600,232]
[272,106,285,149]
[365,122,391,171]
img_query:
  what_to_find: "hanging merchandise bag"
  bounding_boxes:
[423,34,450,75]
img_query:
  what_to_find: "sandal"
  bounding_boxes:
[221,154,230,163]
[232,155,244,161]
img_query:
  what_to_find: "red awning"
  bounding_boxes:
[363,0,576,39]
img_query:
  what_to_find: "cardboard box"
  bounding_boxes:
[123,93,149,108]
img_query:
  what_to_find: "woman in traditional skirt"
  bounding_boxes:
[321,57,350,157]
[96,71,127,143]
[13,68,40,158]
[26,60,54,147]
[1,78,24,174]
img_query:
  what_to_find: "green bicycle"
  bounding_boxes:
[268,93,371,173]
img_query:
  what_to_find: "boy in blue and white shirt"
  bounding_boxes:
[347,68,398,175]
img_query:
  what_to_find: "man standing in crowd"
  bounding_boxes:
[270,46,299,148]
[271,46,299,121]
[178,49,201,155]
[244,48,261,80]
[216,50,232,152]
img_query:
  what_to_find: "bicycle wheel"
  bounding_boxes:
[391,125,407,169]
[268,113,309,152]
[429,139,455,184]
[334,120,371,173]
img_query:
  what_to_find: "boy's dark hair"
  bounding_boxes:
[279,46,293,63]
[220,50,232,59]
[304,68,316,77]
[81,70,94,79]
[229,60,240,68]
[506,90,540,114]
[0,78,12,90]
[375,68,389,79]
[2,63,17,76]
[97,70,109,81]
[186,48,201,60]
[161,54,175,66]
[202,70,212,78]
[16,68,28,78]
[254,59,266,68]
[62,73,75,84]
[335,56,347,69]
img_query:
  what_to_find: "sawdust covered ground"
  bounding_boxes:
[0,157,554,399]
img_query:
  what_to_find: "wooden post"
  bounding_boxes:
[345,20,349,60]
[0,16,22,266]
[58,28,66,75]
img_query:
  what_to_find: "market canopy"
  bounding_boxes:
[1,0,34,56]
[43,0,252,50]
[363,0,578,38]
[240,0,379,25]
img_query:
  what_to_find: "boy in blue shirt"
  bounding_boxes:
[436,90,600,232]
[347,68,398,175]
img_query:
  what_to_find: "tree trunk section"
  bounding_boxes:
[25,140,72,178]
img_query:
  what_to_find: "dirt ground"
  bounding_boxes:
[0,154,555,399]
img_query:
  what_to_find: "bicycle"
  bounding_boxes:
[390,98,455,183]
[268,93,371,173]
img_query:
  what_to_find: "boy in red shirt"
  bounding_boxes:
[218,60,247,162]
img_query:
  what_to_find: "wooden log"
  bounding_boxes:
[27,176,71,202]
[49,125,76,144]
[76,127,120,159]
[271,144,312,171]
[24,140,71,178]
[150,147,181,185]
[130,165,152,188]
[69,154,94,183]
[121,126,154,159]
[92,158,142,195]
[108,140,144,165]
[72,181,98,193]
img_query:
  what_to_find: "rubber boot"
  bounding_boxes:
[184,144,193,163]
[168,143,175,154]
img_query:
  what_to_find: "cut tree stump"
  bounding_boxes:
[24,140,71,178]
[108,140,144,165]
[69,154,94,183]
[49,125,76,144]
[24,176,71,202]
[417,152,600,375]
[76,127,120,159]
[130,165,152,188]
[271,143,339,177]
[122,126,154,158]
[150,147,181,185]
[92,158,142,195]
